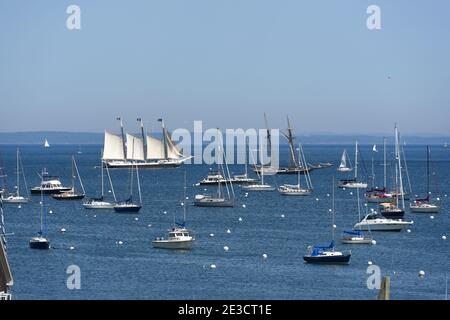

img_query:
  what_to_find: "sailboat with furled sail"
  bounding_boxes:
[103,118,191,169]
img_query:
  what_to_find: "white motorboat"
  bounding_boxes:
[30,170,71,195]
[152,227,194,250]
[354,213,413,232]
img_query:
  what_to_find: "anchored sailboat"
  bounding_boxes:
[337,149,353,173]
[83,157,116,209]
[29,170,50,249]
[243,148,276,191]
[410,146,440,213]
[338,141,368,189]
[278,143,313,196]
[2,149,29,204]
[194,129,235,207]
[304,178,351,264]
[113,160,142,213]
[341,187,374,244]
[103,118,190,168]
[52,156,85,200]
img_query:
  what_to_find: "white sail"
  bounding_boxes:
[126,134,145,161]
[102,131,125,160]
[146,135,165,160]
[165,131,183,159]
[44,139,50,148]
[339,151,347,169]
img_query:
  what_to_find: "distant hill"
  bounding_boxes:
[0,131,449,145]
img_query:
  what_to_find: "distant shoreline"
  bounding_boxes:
[0,131,449,145]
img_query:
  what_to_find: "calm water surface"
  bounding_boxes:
[1,144,449,300]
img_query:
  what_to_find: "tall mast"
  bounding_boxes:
[117,117,126,161]
[16,148,20,196]
[136,162,142,204]
[286,116,297,168]
[101,156,104,197]
[395,125,405,209]
[297,146,301,187]
[159,118,168,160]
[355,141,359,180]
[332,177,335,243]
[383,137,387,190]
[105,164,116,202]
[427,145,430,198]
[137,118,146,160]
[40,169,44,236]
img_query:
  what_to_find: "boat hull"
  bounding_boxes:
[193,199,234,207]
[51,194,85,200]
[303,254,351,264]
[114,205,142,213]
[29,239,50,250]
[340,238,373,245]
[30,188,72,195]
[354,223,410,232]
[242,185,276,192]
[410,205,440,213]
[83,202,115,209]
[105,159,189,169]
[152,240,193,250]
[1,196,29,204]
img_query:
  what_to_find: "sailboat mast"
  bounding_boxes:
[395,125,405,209]
[383,137,387,190]
[105,164,117,202]
[286,116,297,168]
[138,118,147,161]
[40,169,44,235]
[73,156,85,194]
[159,118,168,160]
[117,117,127,161]
[427,145,430,198]
[135,162,142,204]
[297,146,301,187]
[355,141,359,180]
[332,177,335,243]
[101,156,104,197]
[16,148,20,196]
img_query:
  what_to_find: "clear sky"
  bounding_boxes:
[1,0,449,135]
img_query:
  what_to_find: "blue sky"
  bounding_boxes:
[0,0,449,134]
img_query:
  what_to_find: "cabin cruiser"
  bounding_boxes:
[278,184,312,196]
[354,213,413,232]
[83,197,115,209]
[152,227,194,250]
[30,172,71,195]
[198,171,228,185]
[410,199,440,213]
[379,203,405,219]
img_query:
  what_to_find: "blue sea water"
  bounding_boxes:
[1,144,449,300]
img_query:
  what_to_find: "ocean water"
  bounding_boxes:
[1,144,449,300]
